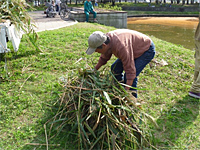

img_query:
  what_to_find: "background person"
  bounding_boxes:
[189,19,200,99]
[55,0,61,15]
[95,0,98,7]
[84,0,98,22]
[52,0,55,6]
[86,29,156,98]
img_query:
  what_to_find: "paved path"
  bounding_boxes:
[29,11,78,32]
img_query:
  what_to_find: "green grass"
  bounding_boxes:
[0,23,199,149]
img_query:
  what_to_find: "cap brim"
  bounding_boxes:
[86,47,96,55]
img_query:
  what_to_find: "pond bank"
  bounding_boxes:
[122,5,199,12]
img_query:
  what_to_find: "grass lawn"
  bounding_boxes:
[0,23,200,149]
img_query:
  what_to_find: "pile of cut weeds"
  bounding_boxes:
[45,67,158,149]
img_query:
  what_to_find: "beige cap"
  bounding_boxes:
[86,31,107,55]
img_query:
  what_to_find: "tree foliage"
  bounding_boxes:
[0,0,40,51]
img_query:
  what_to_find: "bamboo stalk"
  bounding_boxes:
[44,124,48,150]
[18,72,34,94]
[92,106,102,131]
[26,143,60,146]
[64,85,100,91]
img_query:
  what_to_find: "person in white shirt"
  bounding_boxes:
[55,0,61,15]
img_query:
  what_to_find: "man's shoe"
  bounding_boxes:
[189,91,200,99]
[94,19,98,23]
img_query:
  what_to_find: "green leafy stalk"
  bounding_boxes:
[0,0,41,52]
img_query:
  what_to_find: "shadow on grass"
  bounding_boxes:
[154,95,199,148]
[0,50,37,63]
[0,53,6,62]
[10,50,37,60]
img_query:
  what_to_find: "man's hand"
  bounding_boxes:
[125,90,137,104]
[79,68,97,76]
[125,79,134,90]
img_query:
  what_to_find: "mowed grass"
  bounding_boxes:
[0,23,199,149]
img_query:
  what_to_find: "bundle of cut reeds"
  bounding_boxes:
[47,66,158,149]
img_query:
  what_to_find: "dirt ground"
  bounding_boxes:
[127,17,199,29]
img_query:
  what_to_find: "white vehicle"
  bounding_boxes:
[0,21,22,54]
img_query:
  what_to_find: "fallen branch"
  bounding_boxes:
[18,72,35,93]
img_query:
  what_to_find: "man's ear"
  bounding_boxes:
[102,43,106,46]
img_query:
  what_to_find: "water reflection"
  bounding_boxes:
[127,23,196,50]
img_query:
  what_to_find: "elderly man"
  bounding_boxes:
[189,18,200,99]
[86,29,156,98]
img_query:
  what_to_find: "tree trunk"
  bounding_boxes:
[41,0,44,5]
[112,0,115,6]
[156,0,158,4]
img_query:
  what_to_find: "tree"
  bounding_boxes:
[112,0,115,5]
[156,0,159,4]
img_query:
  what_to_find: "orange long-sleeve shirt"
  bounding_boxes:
[96,29,152,80]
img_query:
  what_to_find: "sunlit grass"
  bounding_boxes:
[0,23,199,149]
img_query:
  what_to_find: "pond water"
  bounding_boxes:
[127,17,199,51]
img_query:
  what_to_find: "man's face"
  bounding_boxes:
[95,43,107,54]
